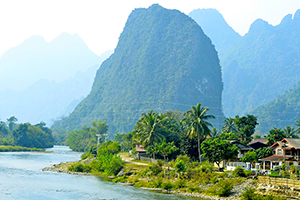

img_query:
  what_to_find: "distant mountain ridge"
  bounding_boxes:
[188,9,241,57]
[218,9,300,117]
[52,4,225,136]
[0,33,113,125]
[0,33,101,92]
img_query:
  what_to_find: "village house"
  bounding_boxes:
[259,138,300,170]
[247,138,268,150]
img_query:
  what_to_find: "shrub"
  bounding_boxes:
[175,160,185,173]
[240,187,257,200]
[281,164,286,171]
[206,179,234,197]
[233,166,246,177]
[83,164,92,172]
[174,178,186,189]
[74,163,84,172]
[161,181,174,190]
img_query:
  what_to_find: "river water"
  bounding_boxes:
[0,146,193,200]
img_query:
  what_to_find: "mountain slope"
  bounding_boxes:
[252,82,300,134]
[52,4,225,136]
[221,9,300,117]
[189,8,241,57]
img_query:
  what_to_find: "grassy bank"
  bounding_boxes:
[0,145,45,152]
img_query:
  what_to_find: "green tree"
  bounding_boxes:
[240,151,257,163]
[266,128,286,145]
[256,147,273,159]
[210,127,220,138]
[221,117,237,134]
[295,119,300,136]
[234,115,258,143]
[153,139,178,176]
[182,103,215,163]
[201,138,238,170]
[283,125,298,138]
[218,132,239,140]
[91,120,108,143]
[134,110,166,146]
[7,116,18,131]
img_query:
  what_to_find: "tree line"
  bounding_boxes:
[0,116,54,148]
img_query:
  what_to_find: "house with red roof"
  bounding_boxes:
[259,138,300,170]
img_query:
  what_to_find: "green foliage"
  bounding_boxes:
[240,187,287,200]
[182,103,215,162]
[0,145,44,152]
[161,180,174,190]
[12,122,54,148]
[201,138,238,169]
[218,132,239,140]
[175,160,185,173]
[234,115,258,143]
[51,4,224,137]
[206,179,234,197]
[97,141,121,155]
[255,147,273,159]
[67,120,108,152]
[74,163,84,172]
[240,151,257,163]
[233,166,246,177]
[266,128,285,145]
[90,153,124,176]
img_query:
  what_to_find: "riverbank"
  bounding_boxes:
[42,158,256,200]
[0,145,45,152]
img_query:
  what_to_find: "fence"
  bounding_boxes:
[258,176,300,187]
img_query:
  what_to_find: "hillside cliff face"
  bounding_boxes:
[52,4,225,135]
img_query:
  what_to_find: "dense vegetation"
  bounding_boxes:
[252,82,300,133]
[220,9,300,117]
[51,4,224,138]
[0,117,54,148]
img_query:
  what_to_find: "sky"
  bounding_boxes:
[0,0,300,56]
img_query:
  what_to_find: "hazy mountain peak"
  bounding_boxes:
[189,8,241,57]
[293,9,300,23]
[248,18,271,34]
[280,14,293,25]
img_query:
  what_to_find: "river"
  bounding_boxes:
[0,146,193,200]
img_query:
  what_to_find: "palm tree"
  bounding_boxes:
[221,117,237,134]
[181,103,215,163]
[210,127,220,138]
[283,125,297,138]
[295,119,300,136]
[134,110,166,146]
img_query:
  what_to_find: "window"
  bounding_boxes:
[277,149,282,155]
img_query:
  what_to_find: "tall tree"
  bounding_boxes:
[221,117,237,134]
[283,125,298,138]
[134,110,166,146]
[266,128,286,145]
[201,138,238,170]
[91,120,109,143]
[234,114,258,143]
[7,116,18,131]
[295,119,300,135]
[181,103,215,162]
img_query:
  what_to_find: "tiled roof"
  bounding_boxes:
[259,155,293,162]
[248,138,268,145]
[228,140,253,150]
[284,138,300,149]
[136,147,147,153]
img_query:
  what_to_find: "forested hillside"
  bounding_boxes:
[221,9,300,117]
[52,4,225,137]
[252,82,300,134]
